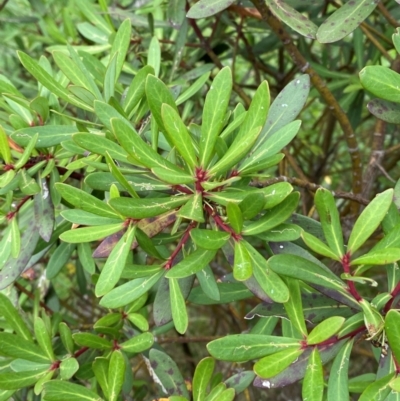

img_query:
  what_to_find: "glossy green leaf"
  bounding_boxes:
[193,357,215,401]
[258,223,301,242]
[351,248,400,265]
[60,357,79,380]
[226,202,243,234]
[43,380,103,401]
[348,189,393,254]
[0,369,48,390]
[108,350,125,401]
[0,293,32,341]
[176,72,210,106]
[149,348,190,399]
[126,313,149,331]
[77,242,96,274]
[109,196,189,219]
[307,316,345,345]
[56,183,119,218]
[103,54,116,102]
[93,357,109,399]
[59,322,74,355]
[199,66,232,167]
[283,278,308,337]
[385,310,400,363]
[196,265,220,301]
[95,225,136,297]
[314,188,344,258]
[233,240,252,281]
[244,243,289,302]
[190,229,230,250]
[238,192,265,220]
[0,333,50,363]
[161,103,197,169]
[170,277,189,334]
[254,347,303,378]
[177,192,205,222]
[327,339,353,401]
[302,348,324,401]
[268,254,346,291]
[390,377,400,392]
[148,37,160,76]
[110,18,131,81]
[34,317,55,361]
[186,0,235,18]
[0,125,11,164]
[243,192,299,236]
[152,166,195,185]
[100,269,164,308]
[60,223,124,243]
[359,373,394,401]
[319,0,379,42]
[302,231,341,261]
[72,333,112,350]
[166,248,217,279]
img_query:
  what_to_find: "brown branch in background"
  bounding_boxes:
[246,1,363,215]
[359,25,393,63]
[14,282,53,314]
[0,0,9,12]
[377,2,399,28]
[253,176,369,205]
[187,18,252,107]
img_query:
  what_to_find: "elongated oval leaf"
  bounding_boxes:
[302,348,324,401]
[108,350,125,401]
[43,381,103,401]
[385,310,400,363]
[0,369,48,390]
[360,67,400,104]
[60,224,124,243]
[11,125,78,147]
[120,332,154,353]
[193,357,215,401]
[170,278,189,334]
[307,316,345,345]
[190,229,230,250]
[186,0,235,18]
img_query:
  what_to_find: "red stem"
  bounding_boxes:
[342,252,362,302]
[6,195,31,220]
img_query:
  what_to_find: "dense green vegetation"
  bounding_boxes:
[0,0,400,400]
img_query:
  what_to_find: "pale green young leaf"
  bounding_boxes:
[59,358,79,380]
[13,133,38,169]
[314,188,344,258]
[199,66,232,167]
[34,317,55,361]
[385,310,400,363]
[110,19,132,81]
[307,316,345,345]
[170,278,189,334]
[351,248,400,265]
[95,225,136,297]
[302,348,324,401]
[348,189,393,254]
[120,332,154,353]
[148,36,161,77]
[226,202,243,234]
[177,192,204,222]
[193,357,215,401]
[60,224,124,243]
[108,350,125,401]
[161,103,197,169]
[233,240,252,281]
[104,53,117,102]
[302,231,341,261]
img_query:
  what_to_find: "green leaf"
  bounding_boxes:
[208,126,261,175]
[233,240,252,281]
[60,224,124,243]
[257,223,301,242]
[177,192,205,222]
[148,349,190,399]
[190,229,230,250]
[245,243,289,303]
[100,270,164,308]
[43,380,104,401]
[72,333,112,350]
[78,242,96,274]
[359,373,394,401]
[56,183,120,219]
[317,0,379,43]
[0,125,11,164]
[199,66,232,167]
[189,282,252,305]
[109,196,189,219]
[243,192,299,236]
[93,358,109,399]
[327,339,353,401]
[267,0,317,38]
[110,19,131,81]
[46,242,75,279]
[95,225,136,297]
[0,293,32,341]
[314,188,344,258]
[207,334,300,362]
[0,369,48,390]
[170,278,189,334]
[59,322,74,354]
[254,347,304,378]
[301,231,341,261]
[196,265,220,301]
[307,316,345,345]
[147,36,161,76]
[367,99,400,124]
[226,202,243,234]
[176,72,210,106]
[60,357,79,380]
[268,254,346,291]
[166,248,217,279]
[34,179,55,242]
[103,54,116,102]
[302,348,324,401]
[225,370,255,394]
[34,317,55,361]
[390,377,400,393]
[239,192,265,220]
[73,133,129,163]
[193,357,215,401]
[0,333,50,363]
[348,189,393,254]
[120,332,154,353]
[351,248,400,265]
[385,310,400,363]
[186,0,235,18]
[152,167,195,185]
[161,104,197,169]
[108,350,125,401]
[18,51,92,111]
[283,278,308,337]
